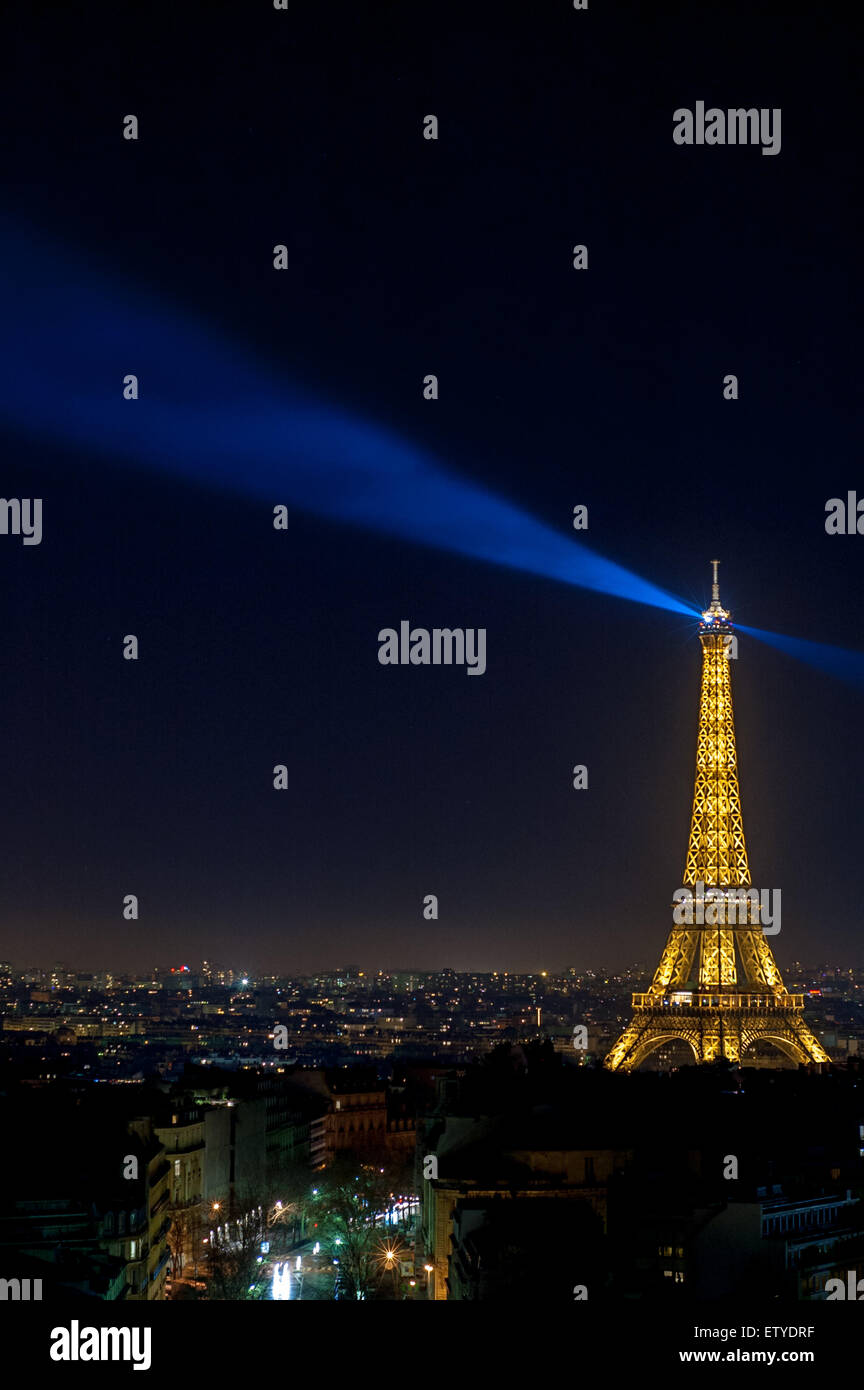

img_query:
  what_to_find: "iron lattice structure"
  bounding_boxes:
[604,564,828,1072]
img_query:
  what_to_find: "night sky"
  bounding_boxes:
[0,0,860,975]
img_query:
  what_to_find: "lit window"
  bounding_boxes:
[174,1159,181,1177]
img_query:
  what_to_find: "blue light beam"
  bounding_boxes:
[0,217,694,616]
[738,625,864,689]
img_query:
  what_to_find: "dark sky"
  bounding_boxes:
[0,0,860,974]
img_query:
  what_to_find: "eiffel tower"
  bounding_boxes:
[604,563,829,1072]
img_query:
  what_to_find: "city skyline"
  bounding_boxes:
[4,956,862,983]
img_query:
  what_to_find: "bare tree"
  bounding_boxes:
[167,1206,189,1279]
[206,1189,268,1301]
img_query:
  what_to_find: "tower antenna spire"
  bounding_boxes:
[711,558,721,604]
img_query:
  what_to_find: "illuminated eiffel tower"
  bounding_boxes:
[605,563,829,1072]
